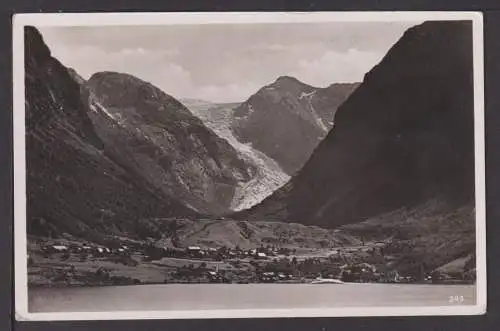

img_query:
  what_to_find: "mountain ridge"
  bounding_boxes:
[232,76,359,174]
[83,70,256,215]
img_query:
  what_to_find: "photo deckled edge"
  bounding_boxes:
[12,11,486,321]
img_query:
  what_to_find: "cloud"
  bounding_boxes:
[39,22,416,102]
[117,47,180,58]
[49,43,180,76]
[50,42,385,103]
[194,82,263,103]
[152,63,194,97]
[290,49,385,86]
[119,47,146,56]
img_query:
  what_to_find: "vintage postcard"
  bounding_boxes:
[13,11,486,320]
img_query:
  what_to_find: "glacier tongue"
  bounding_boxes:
[229,140,290,211]
[188,102,290,211]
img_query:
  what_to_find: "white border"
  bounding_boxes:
[13,11,486,321]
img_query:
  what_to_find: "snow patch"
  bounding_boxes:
[299,90,316,100]
[312,113,328,132]
[48,88,57,104]
[90,99,117,121]
[303,93,328,133]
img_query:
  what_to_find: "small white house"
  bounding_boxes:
[52,245,68,251]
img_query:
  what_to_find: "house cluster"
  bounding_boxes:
[257,271,294,283]
[422,270,473,284]
[183,245,295,260]
[41,242,131,256]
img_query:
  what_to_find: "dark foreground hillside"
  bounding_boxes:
[241,21,475,229]
[25,26,197,241]
[236,21,476,276]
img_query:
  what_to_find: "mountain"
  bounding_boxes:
[82,72,255,215]
[232,76,359,174]
[184,101,290,211]
[24,26,196,241]
[239,21,475,231]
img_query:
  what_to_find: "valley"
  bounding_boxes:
[23,20,478,290]
[28,224,474,287]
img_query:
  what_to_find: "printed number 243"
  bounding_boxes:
[449,295,464,304]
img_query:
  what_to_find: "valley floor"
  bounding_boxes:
[27,234,475,288]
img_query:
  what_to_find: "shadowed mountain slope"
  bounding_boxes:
[25,26,197,241]
[239,21,475,229]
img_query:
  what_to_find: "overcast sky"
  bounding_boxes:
[38,21,421,103]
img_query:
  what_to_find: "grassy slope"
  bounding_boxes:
[340,198,475,275]
[150,219,361,250]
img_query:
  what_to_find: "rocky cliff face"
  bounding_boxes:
[83,72,255,215]
[232,76,359,174]
[240,21,475,229]
[25,26,196,241]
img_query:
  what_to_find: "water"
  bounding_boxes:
[29,284,476,312]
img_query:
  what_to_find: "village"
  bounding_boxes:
[27,236,476,287]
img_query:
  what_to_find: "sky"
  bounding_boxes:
[38,21,421,103]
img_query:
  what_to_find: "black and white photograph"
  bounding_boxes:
[13,12,486,320]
